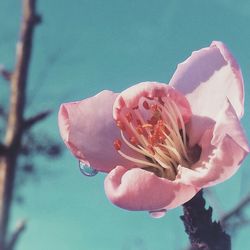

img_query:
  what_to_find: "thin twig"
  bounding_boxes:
[0,0,40,248]
[6,220,26,250]
[220,193,250,232]
[0,144,7,156]
[23,110,52,130]
[0,65,12,81]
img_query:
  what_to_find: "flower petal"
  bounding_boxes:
[178,101,249,188]
[58,90,136,172]
[179,134,248,188]
[170,41,244,145]
[104,166,197,211]
[212,100,249,153]
[170,41,244,118]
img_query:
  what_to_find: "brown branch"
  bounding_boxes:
[0,144,7,156]
[183,193,250,250]
[23,110,52,130]
[181,190,231,250]
[5,220,26,250]
[0,0,40,249]
[0,65,12,82]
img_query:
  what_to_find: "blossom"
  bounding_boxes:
[58,41,249,212]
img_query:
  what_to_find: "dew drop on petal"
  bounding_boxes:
[79,161,98,177]
[149,209,167,218]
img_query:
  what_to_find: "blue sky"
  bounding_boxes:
[1,0,250,249]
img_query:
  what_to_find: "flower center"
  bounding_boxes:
[113,96,193,180]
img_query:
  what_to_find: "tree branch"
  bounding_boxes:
[220,193,250,231]
[6,220,26,250]
[181,190,231,250]
[23,110,52,130]
[0,0,40,248]
[0,144,7,156]
[0,65,12,82]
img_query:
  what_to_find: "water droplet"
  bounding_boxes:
[149,209,167,218]
[79,161,98,177]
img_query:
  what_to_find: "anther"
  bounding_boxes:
[148,135,157,145]
[157,119,164,126]
[129,136,138,145]
[136,125,144,134]
[126,112,133,122]
[151,104,158,112]
[142,124,153,129]
[158,135,166,143]
[143,101,150,110]
[148,116,158,125]
[113,93,192,181]
[113,139,122,151]
[136,119,142,125]
[116,120,126,131]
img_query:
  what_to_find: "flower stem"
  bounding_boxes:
[181,190,231,250]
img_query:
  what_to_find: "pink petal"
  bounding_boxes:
[212,100,249,153]
[170,41,244,145]
[104,166,197,211]
[58,90,136,172]
[179,134,248,188]
[177,101,249,188]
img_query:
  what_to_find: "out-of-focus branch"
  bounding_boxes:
[0,0,40,249]
[5,220,26,250]
[23,110,52,130]
[0,144,7,156]
[0,65,12,81]
[0,106,7,118]
[220,193,250,232]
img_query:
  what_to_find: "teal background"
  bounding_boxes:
[1,0,250,249]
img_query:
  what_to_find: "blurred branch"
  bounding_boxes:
[0,106,7,118]
[0,65,12,82]
[23,109,52,130]
[0,0,40,249]
[0,144,7,156]
[220,193,250,232]
[6,220,26,250]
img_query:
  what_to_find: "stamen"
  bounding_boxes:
[114,139,122,151]
[133,109,152,135]
[129,136,137,145]
[160,101,190,161]
[151,104,158,112]
[159,143,183,165]
[147,145,155,155]
[116,120,126,131]
[142,124,153,129]
[170,100,187,146]
[114,94,193,180]
[117,149,163,170]
[126,112,133,122]
[120,131,152,157]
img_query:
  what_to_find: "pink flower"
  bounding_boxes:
[58,41,249,212]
